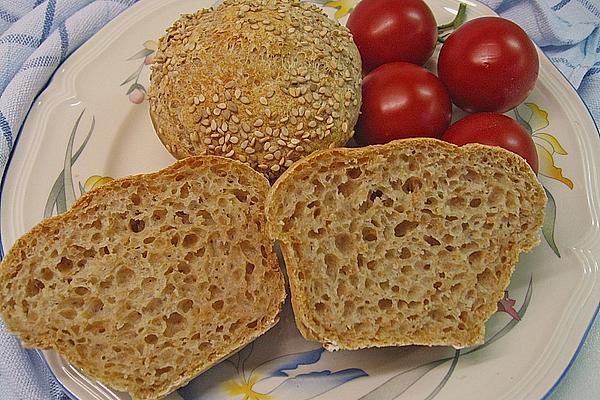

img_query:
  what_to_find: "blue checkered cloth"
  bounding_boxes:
[0,1,598,400]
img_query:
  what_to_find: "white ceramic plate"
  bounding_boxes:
[1,0,599,399]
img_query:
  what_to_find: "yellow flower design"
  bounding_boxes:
[324,0,360,19]
[515,103,573,189]
[143,40,158,52]
[84,175,113,192]
[224,375,272,400]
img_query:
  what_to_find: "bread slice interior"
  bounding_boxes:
[0,156,285,400]
[266,138,546,350]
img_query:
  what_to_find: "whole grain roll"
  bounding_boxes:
[149,0,362,180]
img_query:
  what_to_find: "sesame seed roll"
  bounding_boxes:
[148,0,362,179]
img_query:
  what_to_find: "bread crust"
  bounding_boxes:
[0,156,286,400]
[148,0,362,180]
[266,138,546,350]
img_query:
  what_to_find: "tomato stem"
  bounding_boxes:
[437,3,468,32]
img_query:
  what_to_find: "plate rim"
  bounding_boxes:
[0,0,598,399]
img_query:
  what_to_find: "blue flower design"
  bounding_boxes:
[178,344,367,400]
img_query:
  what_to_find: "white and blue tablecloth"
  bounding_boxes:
[0,0,598,399]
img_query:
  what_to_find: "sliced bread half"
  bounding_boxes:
[0,156,285,399]
[266,138,546,350]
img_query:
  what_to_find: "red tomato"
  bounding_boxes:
[355,62,452,145]
[347,0,437,73]
[442,112,538,173]
[438,17,539,113]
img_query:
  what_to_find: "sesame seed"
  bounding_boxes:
[241,122,251,132]
[295,146,304,153]
[308,120,317,128]
[225,91,232,100]
[270,165,281,172]
[240,4,250,12]
[344,91,352,100]
[222,122,228,132]
[222,109,231,120]
[291,138,300,145]
[296,122,304,130]
[203,138,212,145]
[245,147,255,154]
[264,142,271,151]
[279,157,286,166]
[225,149,235,157]
[213,108,221,116]
[225,81,235,89]
[258,164,268,169]
[254,131,265,138]
[292,108,299,117]
[210,120,217,130]
[254,119,264,127]
[277,139,286,146]
[230,136,239,144]
[266,89,275,98]
[238,154,247,162]
[285,159,294,167]
[299,106,306,116]
[259,97,268,105]
[212,94,219,102]
[234,89,242,99]
[240,96,250,104]
[217,102,227,109]
[280,116,289,123]
[240,140,249,150]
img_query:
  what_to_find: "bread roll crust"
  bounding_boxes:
[148,0,362,180]
[0,156,285,400]
[266,138,546,350]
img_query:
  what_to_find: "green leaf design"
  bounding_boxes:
[126,48,154,60]
[63,112,86,209]
[127,82,146,95]
[424,350,460,400]
[359,359,447,400]
[513,107,533,135]
[542,187,561,257]
[120,70,139,86]
[44,110,95,217]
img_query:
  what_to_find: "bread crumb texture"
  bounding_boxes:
[267,139,546,350]
[148,0,361,180]
[0,156,285,400]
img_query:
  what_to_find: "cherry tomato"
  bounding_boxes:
[438,17,539,113]
[442,112,538,173]
[355,62,452,145]
[347,0,437,73]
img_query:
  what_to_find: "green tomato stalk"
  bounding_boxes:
[437,3,468,43]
